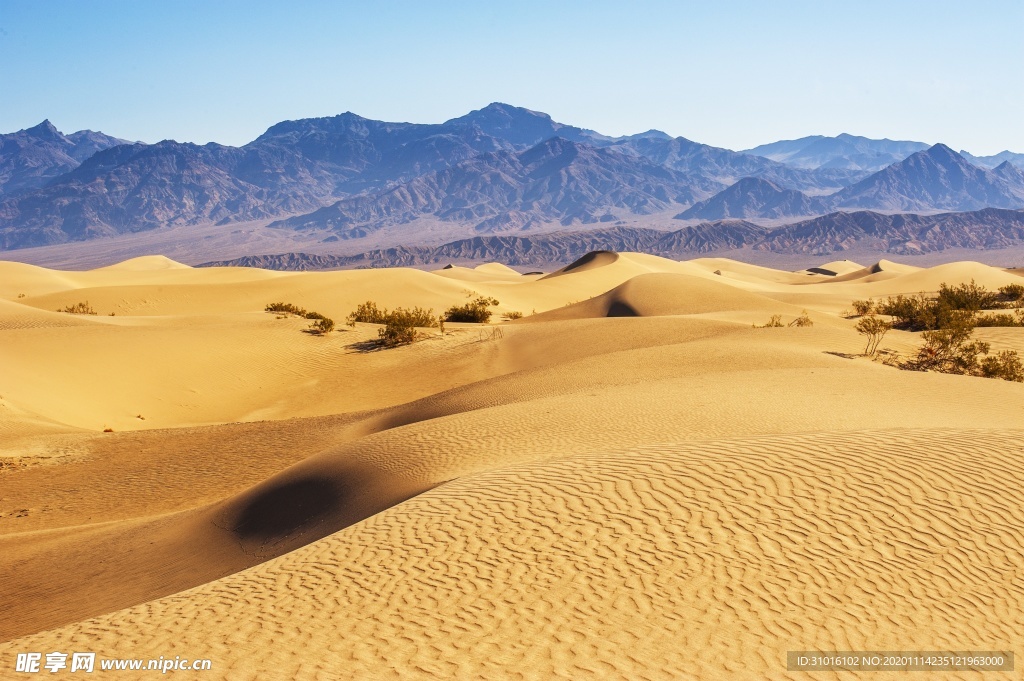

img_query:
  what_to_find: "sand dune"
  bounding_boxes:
[1,252,1022,679]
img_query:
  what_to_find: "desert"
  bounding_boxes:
[1,251,1022,679]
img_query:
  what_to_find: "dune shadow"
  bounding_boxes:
[229,477,343,541]
[606,300,639,317]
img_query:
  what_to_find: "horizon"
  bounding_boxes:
[1,1,1021,155]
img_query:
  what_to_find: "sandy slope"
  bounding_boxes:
[1,252,1022,679]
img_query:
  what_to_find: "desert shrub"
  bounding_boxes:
[266,302,307,316]
[503,310,523,321]
[445,296,499,323]
[855,315,892,356]
[17,293,25,298]
[347,301,389,325]
[309,317,335,334]
[980,351,1024,382]
[755,315,784,328]
[904,310,986,374]
[998,283,1024,303]
[788,311,814,327]
[851,299,875,316]
[876,294,939,331]
[378,318,417,347]
[974,312,1024,327]
[60,301,97,315]
[937,279,1000,311]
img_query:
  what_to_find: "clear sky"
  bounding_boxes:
[1,0,1021,154]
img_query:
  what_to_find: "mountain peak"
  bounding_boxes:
[26,119,64,139]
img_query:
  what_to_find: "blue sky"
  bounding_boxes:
[1,1,1021,154]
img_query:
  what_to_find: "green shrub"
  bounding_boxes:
[347,301,389,325]
[851,299,875,316]
[937,279,1000,311]
[975,312,1024,327]
[309,317,335,334]
[378,317,417,347]
[60,301,97,315]
[446,296,499,323]
[266,302,308,316]
[855,315,892,356]
[980,351,1024,382]
[998,283,1024,303]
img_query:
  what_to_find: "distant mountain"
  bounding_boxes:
[201,222,768,270]
[201,207,1024,270]
[3,105,1024,252]
[270,137,722,237]
[0,120,129,197]
[743,133,929,171]
[610,135,864,192]
[443,102,612,147]
[756,207,1024,255]
[675,177,824,220]
[960,149,1024,169]
[830,144,1024,211]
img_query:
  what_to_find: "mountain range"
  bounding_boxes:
[1,104,1023,253]
[201,207,1024,270]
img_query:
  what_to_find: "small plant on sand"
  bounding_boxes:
[445,296,499,323]
[755,314,784,328]
[438,316,445,335]
[855,315,892,356]
[974,311,1024,327]
[60,301,97,315]
[998,283,1024,304]
[503,310,523,321]
[980,351,1024,382]
[308,316,335,335]
[17,293,25,298]
[347,301,437,328]
[788,311,814,327]
[851,299,875,316]
[266,302,308,316]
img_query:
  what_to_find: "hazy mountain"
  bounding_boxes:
[270,137,722,237]
[743,133,929,171]
[610,135,865,192]
[201,222,768,270]
[203,207,1024,270]
[960,149,1024,169]
[830,144,1024,211]
[675,177,824,220]
[756,208,1024,255]
[0,120,129,197]
[3,105,1024,252]
[443,102,612,147]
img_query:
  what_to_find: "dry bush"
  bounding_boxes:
[265,302,307,316]
[308,317,335,334]
[60,301,97,315]
[998,283,1024,303]
[980,351,1024,382]
[788,311,814,327]
[851,299,875,316]
[974,312,1024,327]
[348,301,437,328]
[503,310,523,321]
[755,315,784,328]
[855,315,892,356]
[937,279,1000,311]
[446,296,499,323]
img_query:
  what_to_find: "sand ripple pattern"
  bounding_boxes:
[4,429,1022,680]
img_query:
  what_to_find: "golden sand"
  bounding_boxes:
[1,253,1021,679]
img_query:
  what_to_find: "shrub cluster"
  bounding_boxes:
[755,311,812,328]
[265,302,335,334]
[876,280,1023,331]
[857,282,1023,382]
[347,301,437,328]
[445,296,499,323]
[59,301,97,315]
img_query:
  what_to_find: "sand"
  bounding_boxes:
[1,252,1022,679]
